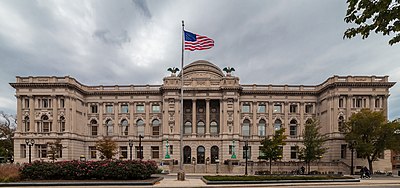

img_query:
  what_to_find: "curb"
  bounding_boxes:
[201,177,360,185]
[0,177,163,187]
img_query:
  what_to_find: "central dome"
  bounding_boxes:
[181,60,224,79]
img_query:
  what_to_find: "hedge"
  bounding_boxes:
[20,160,158,180]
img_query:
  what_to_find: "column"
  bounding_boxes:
[114,102,119,135]
[284,102,289,135]
[268,102,273,136]
[192,99,196,136]
[65,97,71,132]
[52,96,58,133]
[98,102,104,135]
[29,96,35,132]
[71,98,76,133]
[370,95,375,110]
[383,95,388,117]
[205,99,210,135]
[129,102,135,136]
[16,96,23,132]
[233,98,240,135]
[252,101,257,136]
[219,99,223,135]
[299,102,304,137]
[145,102,150,136]
[346,95,352,119]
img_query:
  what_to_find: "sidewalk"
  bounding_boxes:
[154,173,400,187]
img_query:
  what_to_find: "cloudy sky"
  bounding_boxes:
[0,0,399,120]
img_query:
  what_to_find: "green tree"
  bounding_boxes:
[345,109,400,173]
[47,138,63,162]
[259,128,287,174]
[95,137,118,160]
[344,0,400,45]
[298,119,328,174]
[0,112,15,162]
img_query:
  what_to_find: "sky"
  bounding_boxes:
[0,0,399,120]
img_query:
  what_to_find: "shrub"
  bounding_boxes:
[20,160,158,180]
[0,164,20,182]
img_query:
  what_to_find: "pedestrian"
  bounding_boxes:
[360,167,365,179]
[300,166,305,175]
[364,166,371,179]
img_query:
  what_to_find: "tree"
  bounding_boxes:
[298,119,328,174]
[0,112,16,162]
[259,128,287,174]
[95,137,118,160]
[344,0,400,45]
[345,109,400,173]
[47,138,63,162]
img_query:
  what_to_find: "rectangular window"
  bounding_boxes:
[106,105,113,113]
[43,99,49,108]
[243,146,251,159]
[290,146,297,159]
[259,146,265,158]
[21,145,26,158]
[91,126,98,136]
[37,144,47,158]
[341,144,347,159]
[273,104,282,113]
[90,105,98,113]
[339,98,344,108]
[152,146,159,159]
[169,145,173,155]
[229,145,233,155]
[356,98,362,108]
[121,104,129,113]
[152,104,160,113]
[305,104,313,114]
[120,146,128,159]
[258,104,266,113]
[135,146,141,159]
[60,99,65,108]
[242,104,250,113]
[89,146,97,159]
[136,104,145,113]
[290,126,297,137]
[289,104,297,113]
[24,99,29,108]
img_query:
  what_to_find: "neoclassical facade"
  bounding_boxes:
[11,60,395,173]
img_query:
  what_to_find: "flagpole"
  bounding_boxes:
[179,20,185,175]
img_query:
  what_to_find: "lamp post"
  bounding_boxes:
[244,140,249,176]
[349,140,356,175]
[139,135,144,160]
[25,139,35,163]
[128,139,134,160]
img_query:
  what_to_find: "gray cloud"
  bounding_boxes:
[0,0,399,120]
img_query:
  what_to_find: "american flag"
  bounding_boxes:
[184,30,214,51]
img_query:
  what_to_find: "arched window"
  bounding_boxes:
[121,119,129,136]
[197,121,205,135]
[152,119,160,136]
[211,146,219,164]
[290,119,297,137]
[90,119,98,136]
[258,119,266,136]
[242,119,250,136]
[137,119,144,136]
[338,116,345,132]
[59,116,65,132]
[24,116,30,132]
[210,121,219,135]
[197,146,205,164]
[38,115,51,133]
[183,146,191,164]
[106,119,113,136]
[184,121,192,135]
[274,119,282,131]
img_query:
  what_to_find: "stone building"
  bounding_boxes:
[10,60,395,174]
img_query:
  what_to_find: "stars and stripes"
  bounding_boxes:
[184,30,214,51]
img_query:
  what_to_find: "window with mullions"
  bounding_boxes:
[289,119,297,137]
[273,104,282,113]
[258,119,266,136]
[137,119,145,136]
[136,104,145,113]
[121,104,129,113]
[197,121,205,135]
[120,146,128,159]
[290,146,297,159]
[258,104,266,113]
[89,146,97,159]
[210,121,219,135]
[305,104,313,114]
[152,104,160,113]
[341,144,347,159]
[106,105,113,113]
[243,146,251,159]
[242,103,250,113]
[106,119,113,136]
[290,104,297,113]
[274,119,282,131]
[59,116,65,132]
[37,144,47,158]
[152,119,160,136]
[90,105,98,113]
[91,119,98,136]
[242,119,250,136]
[152,146,160,159]
[184,121,192,135]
